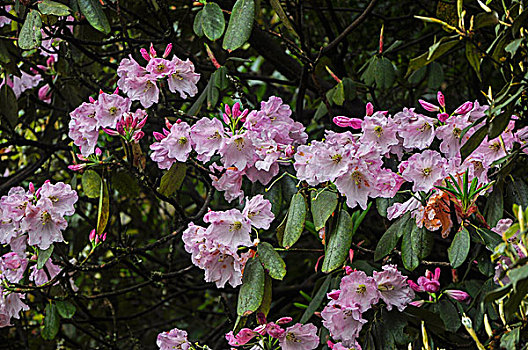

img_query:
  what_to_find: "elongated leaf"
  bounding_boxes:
[406,38,459,77]
[96,178,109,235]
[375,57,396,89]
[37,246,54,269]
[374,212,411,261]
[237,258,265,316]
[460,125,487,161]
[0,84,18,127]
[310,190,338,231]
[256,274,272,317]
[42,304,60,340]
[202,3,225,41]
[438,300,461,333]
[38,0,71,16]
[193,9,204,37]
[223,0,254,51]
[18,11,42,50]
[82,170,102,198]
[282,192,306,249]
[448,228,470,268]
[300,275,331,324]
[269,0,298,37]
[488,107,512,139]
[465,41,481,80]
[158,162,187,197]
[78,0,111,34]
[401,223,422,271]
[257,242,286,280]
[56,301,76,319]
[322,210,354,273]
[485,183,503,227]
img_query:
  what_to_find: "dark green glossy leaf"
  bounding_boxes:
[82,170,102,198]
[56,301,76,319]
[406,38,459,77]
[310,190,338,231]
[438,300,461,333]
[374,212,411,261]
[485,183,503,227]
[460,125,487,161]
[19,11,42,50]
[474,11,499,29]
[193,9,204,37]
[282,192,306,249]
[78,0,111,34]
[38,0,71,16]
[202,3,225,41]
[401,222,426,271]
[223,0,254,51]
[96,178,109,236]
[488,107,512,139]
[158,162,187,197]
[465,41,481,80]
[37,246,54,269]
[256,274,272,317]
[322,210,353,273]
[0,84,18,127]
[42,304,60,340]
[237,258,265,316]
[300,276,331,324]
[448,228,470,268]
[375,57,396,89]
[257,242,286,280]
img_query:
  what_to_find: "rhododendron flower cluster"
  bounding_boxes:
[157,327,192,350]
[226,314,319,350]
[321,266,414,347]
[182,195,274,288]
[117,43,200,108]
[408,267,470,305]
[150,97,307,202]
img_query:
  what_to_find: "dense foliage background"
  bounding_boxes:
[0,0,527,349]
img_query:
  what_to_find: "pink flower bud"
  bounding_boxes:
[113,87,119,95]
[222,113,230,124]
[275,317,292,325]
[165,118,173,129]
[136,116,148,129]
[163,43,172,58]
[89,229,96,242]
[344,266,354,275]
[149,43,157,58]
[101,232,107,242]
[407,280,422,292]
[410,300,425,307]
[418,99,440,112]
[68,164,86,171]
[284,145,295,158]
[333,116,363,129]
[132,130,145,142]
[46,56,55,67]
[89,96,96,103]
[28,182,35,193]
[365,102,374,116]
[153,132,166,141]
[95,148,102,156]
[239,109,249,122]
[38,85,51,102]
[232,102,241,118]
[437,91,445,108]
[253,324,266,335]
[140,48,151,61]
[327,341,336,349]
[256,312,267,325]
[103,128,120,136]
[327,290,341,300]
[437,112,450,122]
[163,128,170,136]
[434,267,441,280]
[454,101,473,115]
[224,103,231,116]
[95,235,100,244]
[445,289,470,302]
[76,153,88,161]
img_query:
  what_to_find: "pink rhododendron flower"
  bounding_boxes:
[29,258,61,286]
[68,101,99,157]
[279,323,319,350]
[220,134,256,170]
[373,265,414,311]
[23,199,68,250]
[243,195,274,229]
[401,150,447,192]
[38,182,78,216]
[210,166,245,203]
[95,93,132,128]
[145,57,175,78]
[167,56,200,99]
[394,108,436,149]
[0,287,29,327]
[156,328,191,350]
[191,117,226,161]
[203,209,253,249]
[0,252,28,283]
[408,268,441,293]
[338,271,380,312]
[226,328,258,346]
[322,300,366,346]
[359,112,399,154]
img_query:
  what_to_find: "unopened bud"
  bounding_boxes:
[163,43,172,58]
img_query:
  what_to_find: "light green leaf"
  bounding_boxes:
[96,178,109,235]
[237,258,265,316]
[82,170,102,198]
[257,242,286,280]
[18,11,42,50]
[322,210,354,273]
[38,0,71,16]
[193,9,204,37]
[78,0,111,34]
[223,0,254,51]
[202,3,225,41]
[158,162,187,197]
[310,190,338,231]
[37,246,54,269]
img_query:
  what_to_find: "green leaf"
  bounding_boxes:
[223,0,254,51]
[237,257,265,316]
[96,178,109,235]
[413,225,434,259]
[374,57,396,89]
[269,0,298,38]
[282,192,307,249]
[465,41,481,80]
[256,274,272,317]
[374,212,411,261]
[193,9,204,37]
[257,242,286,280]
[504,38,523,57]
[406,38,459,77]
[42,303,60,340]
[485,183,503,227]
[78,0,111,34]
[0,84,18,127]
[202,3,225,41]
[18,11,42,50]
[507,177,528,210]
[460,125,487,161]
[56,301,76,319]
[427,62,444,89]
[401,223,426,271]
[332,81,345,105]
[213,66,229,90]
[438,300,461,333]
[500,327,520,350]
[361,56,378,86]
[322,210,354,273]
[474,11,499,29]
[206,76,220,109]
[82,170,102,198]
[111,170,140,197]
[488,107,512,139]
[158,162,187,197]
[300,275,331,324]
[38,0,71,16]
[448,228,470,268]
[310,190,338,231]
[37,246,54,269]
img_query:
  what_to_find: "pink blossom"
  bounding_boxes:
[394,108,436,149]
[436,114,472,158]
[95,93,131,128]
[163,122,193,162]
[332,341,362,350]
[2,71,42,98]
[156,328,191,350]
[23,199,68,250]
[167,56,200,99]
[0,6,12,27]
[68,102,99,157]
[372,265,414,311]
[279,323,319,350]
[334,163,376,210]
[408,268,441,293]
[401,150,447,192]
[243,195,274,229]
[444,289,470,302]
[38,182,78,216]
[225,328,257,346]
[190,117,226,161]
[359,112,399,154]
[0,287,29,328]
[145,57,175,78]
[338,271,380,312]
[210,166,245,203]
[29,258,61,286]
[220,134,256,170]
[124,74,160,108]
[0,252,28,283]
[203,209,253,249]
[437,112,449,122]
[322,300,366,346]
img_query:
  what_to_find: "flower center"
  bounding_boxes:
[374,125,383,137]
[109,106,118,116]
[356,284,366,294]
[331,154,342,164]
[230,221,242,231]
[422,167,432,177]
[234,137,245,151]
[156,63,165,72]
[178,136,188,145]
[453,127,461,138]
[418,122,432,132]
[41,211,51,225]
